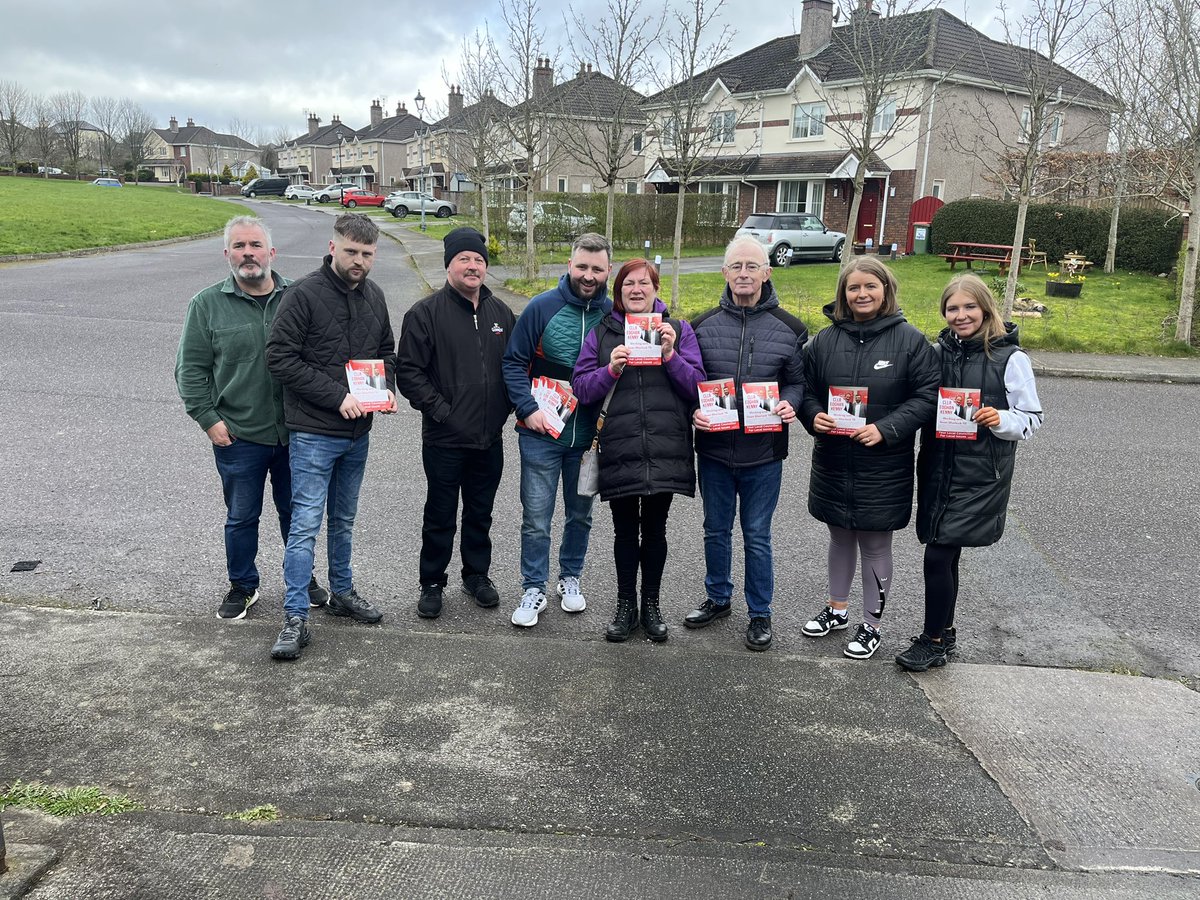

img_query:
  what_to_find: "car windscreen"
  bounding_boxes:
[742,215,774,229]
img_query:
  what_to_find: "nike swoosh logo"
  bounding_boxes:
[873,360,893,370]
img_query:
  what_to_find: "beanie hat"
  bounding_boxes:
[443,227,489,268]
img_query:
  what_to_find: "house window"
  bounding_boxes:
[660,116,678,149]
[633,133,643,153]
[791,102,825,139]
[931,179,945,200]
[1047,114,1063,145]
[778,180,825,219]
[625,180,639,194]
[581,183,592,193]
[557,176,568,192]
[1020,107,1063,146]
[700,181,732,194]
[709,110,735,144]
[871,99,897,135]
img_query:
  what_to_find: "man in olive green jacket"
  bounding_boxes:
[175,215,326,620]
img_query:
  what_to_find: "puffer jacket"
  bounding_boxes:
[266,255,395,439]
[691,281,808,468]
[916,324,1023,547]
[572,299,706,500]
[801,303,938,531]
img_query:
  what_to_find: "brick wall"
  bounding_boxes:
[883,169,916,252]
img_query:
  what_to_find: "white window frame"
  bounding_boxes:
[871,99,897,135]
[633,133,643,153]
[557,176,568,192]
[931,179,945,200]
[777,180,825,219]
[709,110,735,145]
[660,116,678,149]
[791,102,826,139]
[625,180,639,194]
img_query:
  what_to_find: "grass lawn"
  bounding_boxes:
[0,177,238,255]
[507,254,1194,357]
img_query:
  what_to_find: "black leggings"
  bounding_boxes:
[922,543,962,639]
[610,493,674,600]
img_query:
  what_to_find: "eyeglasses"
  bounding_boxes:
[724,262,762,273]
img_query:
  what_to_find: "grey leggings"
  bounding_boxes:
[827,525,894,625]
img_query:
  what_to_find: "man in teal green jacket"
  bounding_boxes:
[175,215,327,620]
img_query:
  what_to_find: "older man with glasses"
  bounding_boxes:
[684,236,808,651]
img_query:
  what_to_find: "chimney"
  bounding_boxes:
[448,85,463,117]
[332,115,341,125]
[370,99,383,127]
[169,116,178,132]
[853,0,881,20]
[533,57,553,98]
[578,62,586,77]
[186,117,195,127]
[396,102,406,117]
[798,0,835,58]
[587,63,593,74]
[307,113,321,134]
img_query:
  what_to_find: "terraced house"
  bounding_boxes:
[145,117,260,183]
[641,0,1114,252]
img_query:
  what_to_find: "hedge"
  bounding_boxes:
[930,199,1182,274]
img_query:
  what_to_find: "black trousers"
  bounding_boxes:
[420,441,504,586]
[610,493,674,600]
[922,542,962,639]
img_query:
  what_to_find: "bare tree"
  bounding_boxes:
[493,0,564,278]
[90,95,122,175]
[560,0,662,242]
[1140,0,1200,344]
[49,89,90,177]
[29,95,59,177]
[814,1,945,271]
[442,27,508,240]
[645,0,749,312]
[118,99,156,184]
[0,80,30,174]
[943,0,1104,318]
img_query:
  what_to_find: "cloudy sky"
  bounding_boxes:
[2,0,1023,141]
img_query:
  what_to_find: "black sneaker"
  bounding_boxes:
[845,623,882,659]
[745,616,773,651]
[462,574,500,608]
[217,585,258,620]
[417,584,444,619]
[802,605,849,637]
[909,627,957,656]
[684,599,732,628]
[895,634,949,672]
[326,587,383,624]
[307,577,329,608]
[270,616,310,660]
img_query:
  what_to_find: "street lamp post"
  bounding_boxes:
[414,90,428,232]
[335,128,344,193]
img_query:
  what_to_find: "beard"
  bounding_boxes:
[333,258,367,285]
[569,275,600,299]
[231,258,270,284]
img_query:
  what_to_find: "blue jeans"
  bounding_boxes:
[698,456,783,617]
[212,438,291,592]
[518,431,593,591]
[282,431,370,618]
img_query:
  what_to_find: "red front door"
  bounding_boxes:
[855,181,879,243]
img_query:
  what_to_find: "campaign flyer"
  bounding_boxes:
[936,387,981,440]
[828,386,867,436]
[530,376,578,439]
[697,378,740,432]
[742,381,782,433]
[345,359,391,412]
[624,313,663,366]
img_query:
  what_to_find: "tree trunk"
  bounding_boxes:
[840,170,867,275]
[479,184,490,242]
[605,180,616,246]
[1105,146,1129,274]
[669,187,686,314]
[1004,195,1031,320]
[1174,160,1200,345]
[524,181,537,280]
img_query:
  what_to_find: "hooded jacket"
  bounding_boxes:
[916,323,1042,547]
[801,303,939,531]
[572,299,706,500]
[266,255,395,439]
[690,281,808,469]
[502,273,611,450]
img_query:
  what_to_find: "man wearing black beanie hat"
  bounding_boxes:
[396,227,516,619]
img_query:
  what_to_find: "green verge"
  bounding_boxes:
[0,177,238,255]
[0,780,143,816]
[507,254,1194,357]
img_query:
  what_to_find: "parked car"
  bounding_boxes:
[37,166,64,175]
[284,183,317,200]
[91,177,122,187]
[240,176,289,198]
[734,212,846,266]
[383,191,456,219]
[506,202,596,237]
[314,183,357,203]
[341,188,387,209]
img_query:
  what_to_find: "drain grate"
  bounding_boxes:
[10,560,41,572]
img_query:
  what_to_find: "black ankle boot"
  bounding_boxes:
[606,595,638,643]
[640,597,668,643]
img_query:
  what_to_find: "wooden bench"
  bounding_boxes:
[939,242,1027,276]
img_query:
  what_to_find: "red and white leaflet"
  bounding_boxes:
[531,377,577,439]
[624,313,663,366]
[936,387,980,440]
[345,359,391,412]
[697,378,740,432]
[828,386,867,436]
[742,382,782,433]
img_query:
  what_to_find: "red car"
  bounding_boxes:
[340,188,386,209]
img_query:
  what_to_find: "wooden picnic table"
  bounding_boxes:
[939,241,1029,276]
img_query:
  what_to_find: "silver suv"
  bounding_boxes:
[314,183,357,203]
[735,213,846,267]
[383,191,456,218]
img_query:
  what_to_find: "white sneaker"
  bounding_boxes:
[557,576,587,613]
[511,587,547,627]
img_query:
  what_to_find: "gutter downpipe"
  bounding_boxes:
[879,170,892,249]
[918,81,938,197]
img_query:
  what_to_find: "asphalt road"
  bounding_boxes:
[0,200,1196,685]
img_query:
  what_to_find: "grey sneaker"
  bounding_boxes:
[511,587,547,627]
[557,576,586,613]
[326,587,383,624]
[307,577,329,608]
[270,616,310,660]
